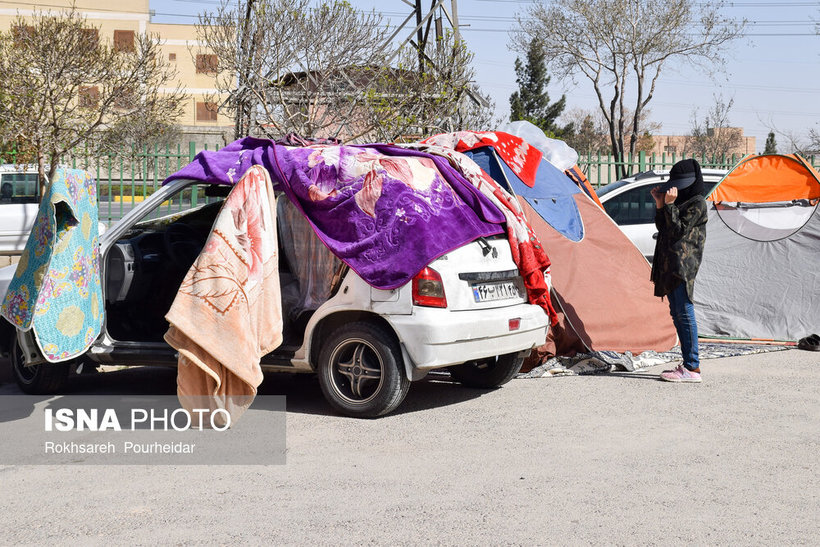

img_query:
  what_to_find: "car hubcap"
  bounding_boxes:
[329,338,384,404]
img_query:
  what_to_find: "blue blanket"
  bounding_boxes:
[1,169,103,362]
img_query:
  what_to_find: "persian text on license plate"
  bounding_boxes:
[471,281,521,303]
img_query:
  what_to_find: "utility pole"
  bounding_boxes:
[234,0,256,138]
[383,0,486,109]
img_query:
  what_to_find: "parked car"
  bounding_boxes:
[597,168,727,260]
[0,165,41,255]
[0,176,549,417]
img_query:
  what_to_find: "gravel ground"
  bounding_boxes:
[0,348,818,545]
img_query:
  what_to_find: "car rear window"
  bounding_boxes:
[0,172,39,203]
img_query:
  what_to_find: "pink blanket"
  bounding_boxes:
[164,165,282,425]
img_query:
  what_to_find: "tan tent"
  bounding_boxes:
[464,144,678,362]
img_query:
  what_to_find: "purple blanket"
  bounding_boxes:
[165,137,505,289]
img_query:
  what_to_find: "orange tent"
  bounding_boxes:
[709,154,820,203]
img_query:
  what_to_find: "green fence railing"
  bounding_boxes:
[578,151,749,188]
[3,143,819,223]
[65,142,209,224]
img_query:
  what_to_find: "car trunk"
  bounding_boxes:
[430,235,527,312]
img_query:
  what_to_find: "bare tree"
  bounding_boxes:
[806,129,820,156]
[365,31,495,142]
[686,95,744,159]
[561,108,609,154]
[0,9,187,191]
[562,106,658,155]
[514,0,744,178]
[197,0,492,143]
[763,124,818,157]
[197,0,392,141]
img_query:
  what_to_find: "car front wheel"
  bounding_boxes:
[448,351,526,389]
[10,333,70,394]
[317,322,409,418]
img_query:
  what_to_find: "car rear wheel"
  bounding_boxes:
[10,333,70,394]
[448,351,526,389]
[317,322,409,418]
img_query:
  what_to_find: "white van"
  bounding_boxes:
[0,165,41,255]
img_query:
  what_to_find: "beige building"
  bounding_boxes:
[650,128,756,158]
[0,0,233,147]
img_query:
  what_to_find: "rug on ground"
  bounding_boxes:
[518,343,793,378]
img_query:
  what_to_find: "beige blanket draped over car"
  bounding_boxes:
[164,165,282,425]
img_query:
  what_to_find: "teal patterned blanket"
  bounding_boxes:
[1,169,103,362]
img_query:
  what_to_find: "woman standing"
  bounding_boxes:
[650,159,708,383]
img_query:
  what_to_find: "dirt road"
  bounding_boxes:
[1,348,818,544]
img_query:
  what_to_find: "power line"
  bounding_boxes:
[3,1,816,37]
[0,0,148,13]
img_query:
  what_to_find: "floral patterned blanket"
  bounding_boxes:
[422,131,544,188]
[164,165,282,424]
[0,169,103,362]
[165,137,506,290]
[402,142,558,326]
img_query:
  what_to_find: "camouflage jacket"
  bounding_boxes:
[650,196,708,299]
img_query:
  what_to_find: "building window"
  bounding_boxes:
[11,24,35,46]
[196,101,218,122]
[78,86,99,108]
[80,28,99,47]
[113,87,134,109]
[196,54,218,74]
[169,53,176,61]
[114,30,135,52]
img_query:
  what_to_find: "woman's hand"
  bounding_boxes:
[650,186,665,208]
[664,187,678,205]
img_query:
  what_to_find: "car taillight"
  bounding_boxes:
[412,267,447,308]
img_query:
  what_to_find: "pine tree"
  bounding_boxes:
[764,131,777,154]
[509,38,570,137]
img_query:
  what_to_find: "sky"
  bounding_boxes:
[150,0,820,153]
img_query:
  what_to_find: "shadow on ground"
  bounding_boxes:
[0,361,491,419]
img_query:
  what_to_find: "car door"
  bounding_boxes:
[0,172,40,253]
[601,182,658,259]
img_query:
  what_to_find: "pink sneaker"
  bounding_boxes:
[660,365,701,383]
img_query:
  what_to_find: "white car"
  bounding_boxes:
[597,168,727,260]
[0,177,549,417]
[0,165,41,254]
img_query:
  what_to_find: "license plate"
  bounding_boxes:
[471,281,521,303]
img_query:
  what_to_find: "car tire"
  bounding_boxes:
[10,333,70,395]
[448,351,525,389]
[317,321,410,418]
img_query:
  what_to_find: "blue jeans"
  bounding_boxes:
[667,283,700,371]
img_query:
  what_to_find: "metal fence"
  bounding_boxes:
[579,150,820,188]
[65,142,207,224]
[581,151,735,188]
[4,143,819,223]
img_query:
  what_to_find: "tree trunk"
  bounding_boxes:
[37,150,47,199]
[46,152,58,197]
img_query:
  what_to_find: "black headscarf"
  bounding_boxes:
[675,173,704,206]
[664,159,705,206]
